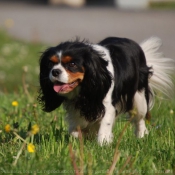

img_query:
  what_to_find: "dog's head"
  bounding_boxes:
[38,40,112,121]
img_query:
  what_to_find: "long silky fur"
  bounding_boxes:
[38,36,175,123]
[98,37,153,113]
[38,40,112,121]
[75,47,112,121]
[140,37,175,109]
[38,47,65,112]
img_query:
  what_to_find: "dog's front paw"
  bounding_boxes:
[71,131,79,138]
[97,133,113,146]
[135,126,149,138]
[133,119,149,138]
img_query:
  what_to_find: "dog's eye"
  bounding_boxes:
[68,62,77,68]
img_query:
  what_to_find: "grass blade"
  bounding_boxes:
[69,144,80,175]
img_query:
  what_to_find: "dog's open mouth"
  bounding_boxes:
[53,80,79,94]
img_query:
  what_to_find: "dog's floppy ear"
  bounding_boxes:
[76,48,112,121]
[37,48,65,112]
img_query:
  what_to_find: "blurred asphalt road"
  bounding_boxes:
[0,2,175,58]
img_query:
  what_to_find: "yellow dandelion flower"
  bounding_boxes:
[4,124,11,133]
[12,101,18,107]
[31,124,39,135]
[27,143,35,153]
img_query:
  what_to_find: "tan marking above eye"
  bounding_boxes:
[50,55,59,63]
[62,56,73,64]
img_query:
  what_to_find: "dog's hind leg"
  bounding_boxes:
[131,90,149,138]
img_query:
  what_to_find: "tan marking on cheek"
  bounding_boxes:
[67,71,84,83]
[50,55,59,63]
[62,56,73,64]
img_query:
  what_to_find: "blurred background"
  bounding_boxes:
[0,0,175,92]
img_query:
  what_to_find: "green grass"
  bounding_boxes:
[0,30,175,174]
[0,30,45,92]
[1,88,175,174]
[149,1,175,9]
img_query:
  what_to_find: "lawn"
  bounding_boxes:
[0,30,175,175]
[149,1,175,9]
[0,30,45,92]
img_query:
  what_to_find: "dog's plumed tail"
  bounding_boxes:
[140,37,175,108]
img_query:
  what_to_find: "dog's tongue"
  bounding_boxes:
[53,84,69,93]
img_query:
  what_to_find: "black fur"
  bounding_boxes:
[74,46,112,121]
[38,47,65,112]
[38,37,152,121]
[99,37,152,112]
[38,40,112,121]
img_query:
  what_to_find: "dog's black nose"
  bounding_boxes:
[52,69,62,77]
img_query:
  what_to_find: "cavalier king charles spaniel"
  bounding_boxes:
[38,37,174,145]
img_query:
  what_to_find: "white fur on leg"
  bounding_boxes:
[92,44,116,145]
[97,104,115,145]
[134,119,149,138]
[64,103,89,138]
[132,91,148,138]
[71,131,79,138]
[97,82,116,145]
